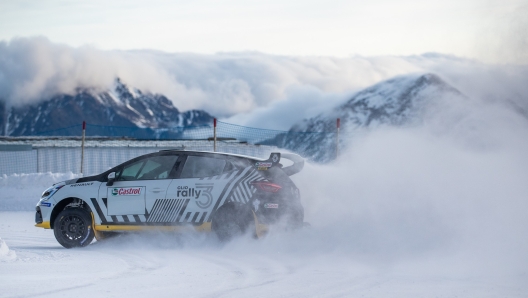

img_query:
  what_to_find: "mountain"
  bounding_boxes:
[0,79,214,138]
[276,73,466,162]
[0,73,465,157]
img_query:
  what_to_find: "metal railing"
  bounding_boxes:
[0,118,342,175]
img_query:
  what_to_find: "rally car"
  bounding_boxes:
[35,150,304,248]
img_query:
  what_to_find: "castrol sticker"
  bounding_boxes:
[111,187,143,196]
[255,162,272,167]
[256,162,272,171]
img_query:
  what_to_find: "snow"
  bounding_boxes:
[0,172,79,211]
[108,88,124,106]
[145,107,155,117]
[0,210,526,297]
[1,99,527,297]
[1,153,527,297]
[0,237,16,262]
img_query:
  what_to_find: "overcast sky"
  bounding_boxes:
[0,0,527,130]
[0,0,526,64]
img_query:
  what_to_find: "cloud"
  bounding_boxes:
[223,85,352,130]
[0,37,421,117]
[0,37,527,129]
[0,37,170,106]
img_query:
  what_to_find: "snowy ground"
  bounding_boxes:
[2,159,528,298]
[2,108,528,297]
[2,210,526,298]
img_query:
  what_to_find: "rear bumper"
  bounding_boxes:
[255,202,304,228]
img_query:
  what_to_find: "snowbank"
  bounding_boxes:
[0,172,79,211]
[0,237,16,262]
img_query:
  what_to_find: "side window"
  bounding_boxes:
[226,158,249,171]
[117,155,178,181]
[180,156,226,178]
[118,161,144,181]
[223,161,234,173]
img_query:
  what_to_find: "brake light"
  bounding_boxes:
[251,181,282,193]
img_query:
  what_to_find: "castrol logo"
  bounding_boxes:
[111,187,142,196]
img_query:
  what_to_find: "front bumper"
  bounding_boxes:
[35,206,43,223]
[35,221,51,229]
[35,206,51,229]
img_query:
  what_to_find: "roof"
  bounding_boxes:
[158,149,267,161]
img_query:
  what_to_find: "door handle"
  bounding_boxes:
[151,188,164,193]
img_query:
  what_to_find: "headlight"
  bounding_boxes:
[41,185,65,201]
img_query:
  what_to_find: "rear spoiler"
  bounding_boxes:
[255,152,304,176]
[281,153,304,176]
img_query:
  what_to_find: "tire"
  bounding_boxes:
[212,203,254,242]
[53,208,95,248]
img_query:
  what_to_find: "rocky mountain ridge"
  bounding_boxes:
[0,79,214,137]
[277,73,466,162]
[0,73,467,163]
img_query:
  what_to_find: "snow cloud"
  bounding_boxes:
[1,37,528,130]
[279,91,528,279]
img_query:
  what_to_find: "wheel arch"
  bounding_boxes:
[50,197,93,229]
[212,201,248,221]
[211,202,256,235]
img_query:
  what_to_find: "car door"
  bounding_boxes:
[98,154,180,224]
[162,154,245,225]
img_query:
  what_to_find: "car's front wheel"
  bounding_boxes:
[53,208,95,248]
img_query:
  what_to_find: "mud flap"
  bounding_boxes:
[251,210,269,238]
[91,212,105,241]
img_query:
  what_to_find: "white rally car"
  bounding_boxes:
[35,150,304,248]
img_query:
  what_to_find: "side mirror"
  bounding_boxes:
[106,172,116,186]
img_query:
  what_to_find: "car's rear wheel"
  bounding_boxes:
[53,208,94,248]
[212,203,254,242]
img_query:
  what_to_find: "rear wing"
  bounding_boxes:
[281,153,304,176]
[255,152,304,176]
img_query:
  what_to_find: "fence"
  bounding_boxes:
[0,119,342,175]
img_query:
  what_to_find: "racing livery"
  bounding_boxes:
[35,150,304,248]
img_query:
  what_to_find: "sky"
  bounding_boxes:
[0,0,527,130]
[0,0,526,63]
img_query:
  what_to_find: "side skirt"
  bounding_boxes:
[94,222,212,232]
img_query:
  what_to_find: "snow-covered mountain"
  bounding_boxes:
[278,73,466,162]
[0,79,214,137]
[0,73,466,157]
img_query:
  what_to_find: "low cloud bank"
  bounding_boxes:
[3,37,527,129]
